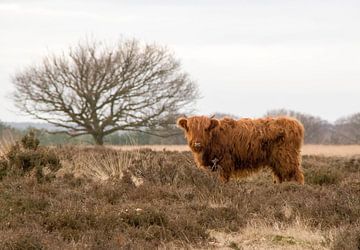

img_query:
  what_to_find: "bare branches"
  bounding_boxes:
[13,38,199,145]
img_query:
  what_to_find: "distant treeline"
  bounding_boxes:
[0,122,186,146]
[265,109,360,144]
[1,109,360,145]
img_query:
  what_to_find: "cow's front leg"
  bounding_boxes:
[219,170,230,183]
[217,156,233,183]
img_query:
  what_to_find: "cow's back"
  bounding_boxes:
[215,116,303,163]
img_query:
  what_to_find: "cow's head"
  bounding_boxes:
[177,116,219,153]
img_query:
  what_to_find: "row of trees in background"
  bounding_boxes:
[0,121,186,145]
[266,109,360,144]
[1,109,360,145]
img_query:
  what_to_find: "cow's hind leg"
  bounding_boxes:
[270,148,304,185]
[292,166,304,184]
[288,150,304,184]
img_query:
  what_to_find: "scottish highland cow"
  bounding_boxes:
[177,115,304,184]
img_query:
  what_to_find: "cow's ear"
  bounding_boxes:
[208,119,219,131]
[177,117,188,131]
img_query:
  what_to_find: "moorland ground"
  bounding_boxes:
[109,144,360,157]
[0,142,359,249]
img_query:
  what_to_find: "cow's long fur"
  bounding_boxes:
[177,116,304,184]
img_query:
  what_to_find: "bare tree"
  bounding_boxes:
[334,113,360,144]
[13,39,198,145]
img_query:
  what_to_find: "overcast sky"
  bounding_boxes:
[1,0,359,122]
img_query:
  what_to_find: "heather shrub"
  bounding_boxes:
[0,131,61,182]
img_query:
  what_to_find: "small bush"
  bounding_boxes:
[21,131,40,150]
[0,132,61,181]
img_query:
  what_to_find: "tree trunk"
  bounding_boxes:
[93,134,104,145]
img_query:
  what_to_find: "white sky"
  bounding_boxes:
[0,0,359,122]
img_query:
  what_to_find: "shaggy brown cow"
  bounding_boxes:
[177,115,304,184]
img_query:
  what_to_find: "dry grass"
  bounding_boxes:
[57,147,137,181]
[209,220,329,250]
[0,138,359,248]
[302,144,360,157]
[108,144,360,157]
[0,131,17,160]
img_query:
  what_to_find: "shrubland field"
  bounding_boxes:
[0,138,359,249]
[109,144,360,157]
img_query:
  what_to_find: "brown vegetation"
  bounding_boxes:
[0,131,61,182]
[0,137,359,248]
[177,115,304,184]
